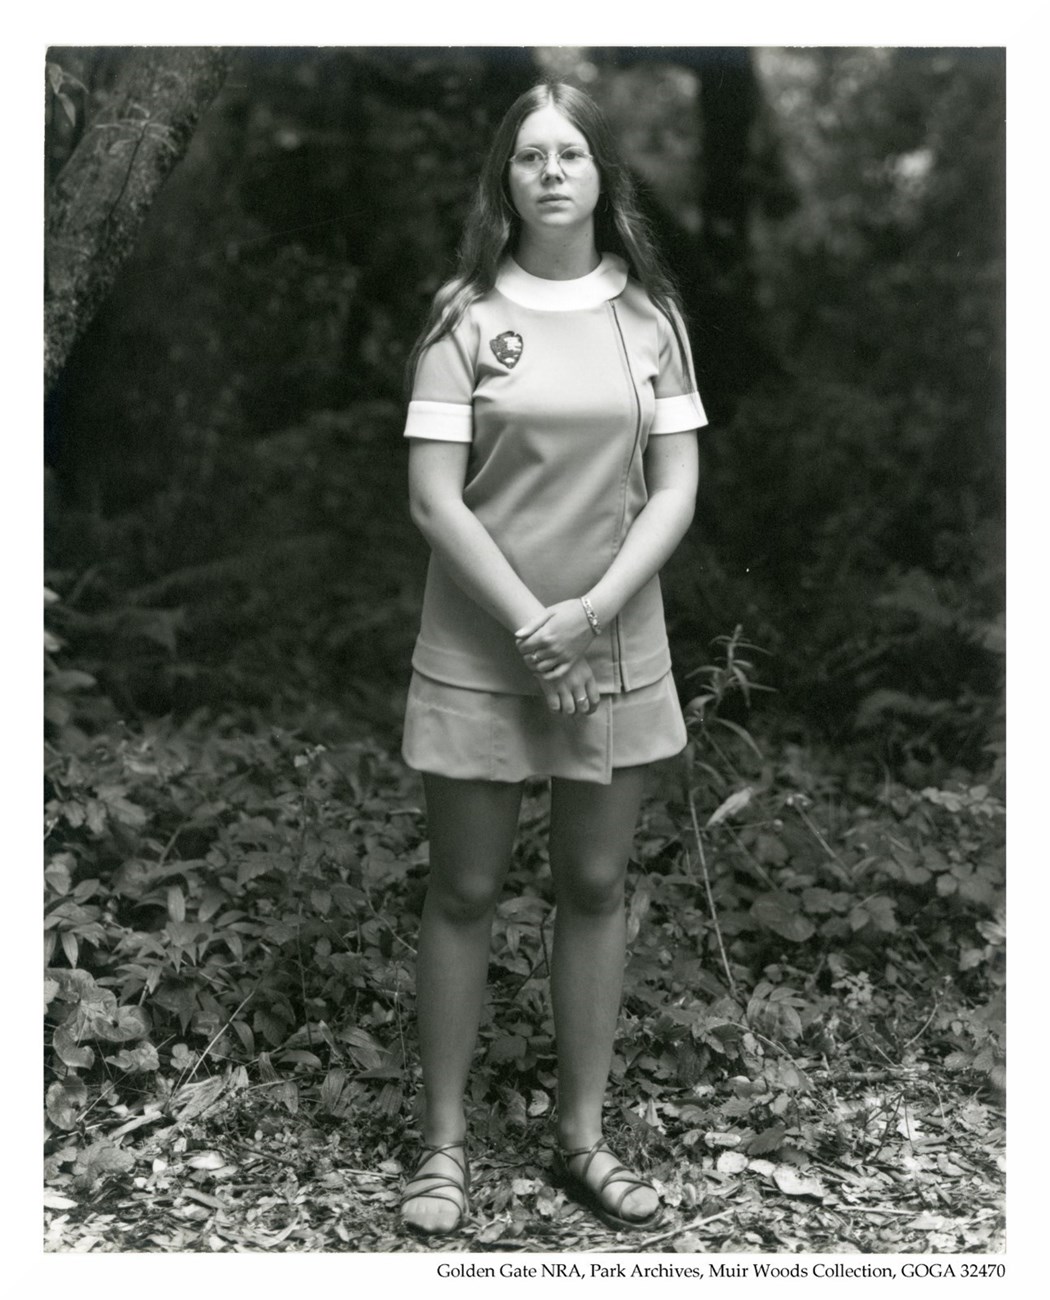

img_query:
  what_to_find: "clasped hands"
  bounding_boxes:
[515,598,599,717]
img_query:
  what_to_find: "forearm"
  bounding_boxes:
[411,495,546,633]
[514,430,699,676]
[583,485,695,627]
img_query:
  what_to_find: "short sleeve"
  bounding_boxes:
[403,312,478,443]
[651,306,708,435]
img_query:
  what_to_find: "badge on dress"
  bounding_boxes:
[490,331,523,369]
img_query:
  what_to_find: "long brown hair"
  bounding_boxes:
[406,80,692,389]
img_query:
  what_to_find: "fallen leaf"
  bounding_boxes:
[186,1151,227,1170]
[910,1211,950,1231]
[706,1132,742,1148]
[528,1089,551,1117]
[673,1232,702,1252]
[772,1166,826,1198]
[170,1076,226,1122]
[716,1151,748,1175]
[43,1191,78,1210]
[477,1220,508,1243]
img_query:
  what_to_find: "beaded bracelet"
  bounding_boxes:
[580,596,602,637]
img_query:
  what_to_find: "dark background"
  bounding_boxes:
[44,46,1004,784]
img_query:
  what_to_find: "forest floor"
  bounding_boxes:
[43,1058,1004,1254]
[44,708,1006,1255]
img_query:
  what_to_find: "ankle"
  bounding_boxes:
[556,1121,603,1152]
[421,1115,467,1148]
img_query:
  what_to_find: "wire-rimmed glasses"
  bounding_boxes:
[508,146,595,176]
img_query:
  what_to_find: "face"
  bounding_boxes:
[507,104,601,236]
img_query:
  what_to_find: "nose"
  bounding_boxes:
[541,150,566,179]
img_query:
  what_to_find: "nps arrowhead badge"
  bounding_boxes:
[490,331,523,369]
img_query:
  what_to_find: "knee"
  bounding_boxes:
[427,872,502,925]
[556,863,626,918]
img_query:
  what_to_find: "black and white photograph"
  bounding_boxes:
[35,19,1017,1277]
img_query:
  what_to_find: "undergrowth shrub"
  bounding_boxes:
[44,599,1005,1192]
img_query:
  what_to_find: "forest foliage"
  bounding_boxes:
[43,47,1005,1250]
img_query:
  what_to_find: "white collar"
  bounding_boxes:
[495,253,628,311]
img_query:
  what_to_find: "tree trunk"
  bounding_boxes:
[45,46,235,397]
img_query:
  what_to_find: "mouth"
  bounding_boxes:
[539,194,571,205]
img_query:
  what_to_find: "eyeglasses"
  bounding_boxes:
[509,146,595,176]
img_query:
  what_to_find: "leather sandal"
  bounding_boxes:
[554,1138,661,1231]
[400,1140,469,1235]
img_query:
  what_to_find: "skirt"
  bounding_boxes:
[401,670,687,785]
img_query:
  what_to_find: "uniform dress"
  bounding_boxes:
[401,253,707,785]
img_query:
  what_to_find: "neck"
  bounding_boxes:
[513,226,600,281]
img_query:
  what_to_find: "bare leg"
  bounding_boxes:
[548,766,658,1222]
[403,773,524,1232]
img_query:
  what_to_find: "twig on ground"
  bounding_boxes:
[171,988,255,1099]
[822,1068,925,1083]
[831,1206,930,1217]
[595,1207,735,1252]
[870,1091,904,1162]
[722,822,778,890]
[225,1137,305,1167]
[903,995,943,1050]
[788,798,853,885]
[360,876,418,956]
[686,788,737,999]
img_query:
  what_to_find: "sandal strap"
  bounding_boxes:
[561,1138,655,1218]
[401,1140,469,1208]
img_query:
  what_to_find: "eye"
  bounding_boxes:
[515,148,544,167]
[560,147,589,163]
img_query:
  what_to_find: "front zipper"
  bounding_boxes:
[608,301,644,692]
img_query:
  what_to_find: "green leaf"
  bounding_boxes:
[276,1081,300,1114]
[167,886,186,923]
[60,931,79,967]
[46,1077,88,1129]
[747,1122,787,1155]
[279,1049,324,1069]
[320,1067,349,1114]
[52,1024,95,1070]
[106,1041,160,1073]
[848,896,898,933]
[87,1004,150,1043]
[74,1139,135,1185]
[487,1035,527,1063]
[750,893,816,942]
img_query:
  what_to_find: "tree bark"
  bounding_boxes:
[45,46,235,397]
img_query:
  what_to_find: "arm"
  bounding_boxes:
[409,438,601,714]
[516,430,699,674]
[409,437,545,632]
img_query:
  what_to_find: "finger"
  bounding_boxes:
[560,684,576,714]
[519,647,558,670]
[586,680,600,709]
[515,611,553,641]
[546,688,562,712]
[569,686,595,717]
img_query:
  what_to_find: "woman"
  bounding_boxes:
[399,80,706,1235]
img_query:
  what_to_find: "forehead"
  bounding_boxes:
[514,104,588,148]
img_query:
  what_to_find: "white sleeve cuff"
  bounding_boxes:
[651,391,708,435]
[404,400,473,442]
